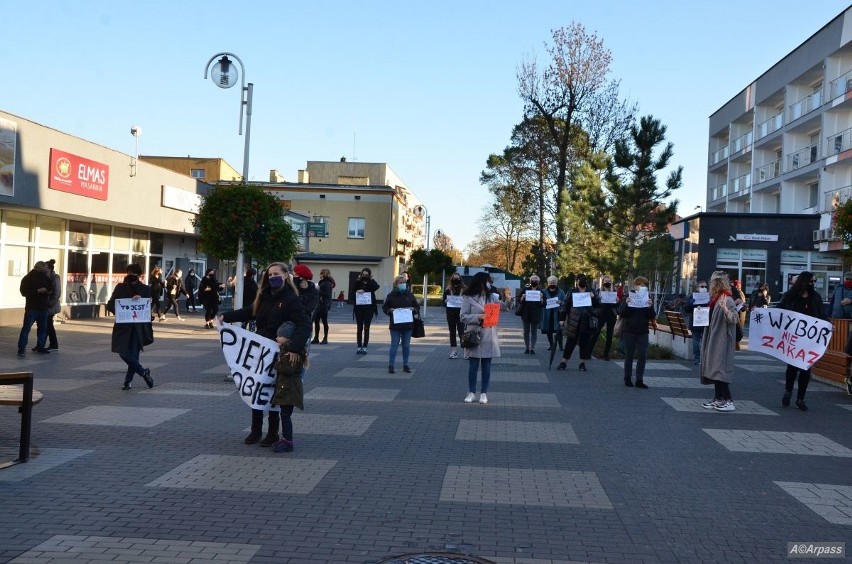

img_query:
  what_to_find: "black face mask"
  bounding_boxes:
[127,274,138,283]
[603,283,611,288]
[530,281,538,287]
[293,277,302,285]
[361,275,369,280]
[578,282,586,289]
[452,279,461,286]
[548,285,557,290]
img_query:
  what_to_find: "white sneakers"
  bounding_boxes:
[702,399,735,411]
[464,393,475,403]
[478,393,488,404]
[449,351,458,359]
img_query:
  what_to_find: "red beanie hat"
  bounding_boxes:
[293,264,313,280]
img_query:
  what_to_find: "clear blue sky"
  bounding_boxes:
[3,1,849,255]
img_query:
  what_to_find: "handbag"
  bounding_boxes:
[460,327,481,348]
[613,316,624,338]
[514,300,523,316]
[412,317,425,338]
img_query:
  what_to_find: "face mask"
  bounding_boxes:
[268,275,284,290]
[530,281,538,287]
[485,282,492,290]
[293,277,302,285]
[398,283,407,292]
[361,274,369,280]
[452,279,461,286]
[127,274,138,283]
[603,283,611,288]
[844,281,852,290]
[548,285,556,290]
[578,282,586,289]
[698,287,707,293]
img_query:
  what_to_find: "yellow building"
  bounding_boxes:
[139,156,241,183]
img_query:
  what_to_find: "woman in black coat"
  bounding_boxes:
[107,263,154,390]
[350,267,380,354]
[222,262,311,449]
[198,268,224,328]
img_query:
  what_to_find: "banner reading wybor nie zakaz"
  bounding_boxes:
[218,320,280,412]
[748,308,833,370]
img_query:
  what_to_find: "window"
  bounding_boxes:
[190,169,205,179]
[348,217,366,239]
[808,182,819,208]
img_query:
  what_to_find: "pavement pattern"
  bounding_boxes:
[0,305,850,563]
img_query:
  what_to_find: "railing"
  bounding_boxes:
[788,89,823,122]
[711,183,727,201]
[755,159,782,183]
[731,130,753,154]
[826,127,852,156]
[710,144,729,165]
[823,184,852,212]
[729,172,751,195]
[829,70,852,100]
[787,141,821,171]
[756,111,783,140]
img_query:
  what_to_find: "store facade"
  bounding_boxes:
[0,111,210,325]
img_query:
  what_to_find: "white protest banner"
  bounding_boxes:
[599,291,617,304]
[692,292,710,305]
[218,320,280,412]
[545,297,560,309]
[572,292,592,307]
[355,291,372,305]
[693,306,709,327]
[392,308,414,324]
[446,295,463,308]
[628,288,649,308]
[525,290,542,302]
[748,307,833,370]
[115,297,151,323]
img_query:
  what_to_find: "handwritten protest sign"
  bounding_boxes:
[392,308,413,324]
[572,292,592,307]
[218,320,280,411]
[525,290,542,302]
[115,297,151,324]
[628,288,649,308]
[545,297,560,309]
[748,307,833,370]
[693,306,709,327]
[446,295,463,308]
[692,292,710,305]
[483,302,500,328]
[355,291,372,306]
[599,291,617,304]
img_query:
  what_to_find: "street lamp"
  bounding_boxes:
[203,52,254,309]
[414,205,430,317]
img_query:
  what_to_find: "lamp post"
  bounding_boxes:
[414,205,431,317]
[203,52,253,310]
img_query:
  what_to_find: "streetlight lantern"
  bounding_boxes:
[203,51,255,309]
[413,205,431,317]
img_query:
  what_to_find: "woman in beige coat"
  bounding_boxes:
[460,272,501,404]
[699,271,739,412]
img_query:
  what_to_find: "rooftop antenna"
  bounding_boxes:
[353,131,357,162]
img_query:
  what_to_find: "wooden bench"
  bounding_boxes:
[658,310,692,341]
[811,318,851,387]
[0,372,43,468]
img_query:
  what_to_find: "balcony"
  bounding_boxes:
[711,182,727,201]
[788,89,823,122]
[787,141,821,171]
[728,172,751,196]
[710,145,729,166]
[827,127,852,156]
[829,70,852,100]
[823,184,852,213]
[731,130,753,154]
[755,159,782,183]
[756,112,783,140]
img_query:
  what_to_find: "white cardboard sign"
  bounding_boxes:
[218,320,280,412]
[114,298,151,323]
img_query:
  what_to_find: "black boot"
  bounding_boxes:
[245,409,263,444]
[311,336,320,344]
[259,412,280,446]
[321,335,328,344]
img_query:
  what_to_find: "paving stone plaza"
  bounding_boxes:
[1,307,850,563]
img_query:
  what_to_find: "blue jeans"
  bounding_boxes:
[692,327,704,360]
[468,357,492,394]
[621,332,649,383]
[389,329,412,366]
[18,309,48,351]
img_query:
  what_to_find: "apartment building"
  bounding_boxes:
[670,7,852,298]
[139,156,242,184]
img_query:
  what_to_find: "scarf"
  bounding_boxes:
[709,289,731,310]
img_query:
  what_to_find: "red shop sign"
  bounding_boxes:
[49,148,109,200]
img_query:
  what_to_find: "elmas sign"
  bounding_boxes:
[48,148,109,200]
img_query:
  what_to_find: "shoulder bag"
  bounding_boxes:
[460,325,481,348]
[613,316,624,338]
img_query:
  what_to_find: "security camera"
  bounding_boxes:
[130,126,141,137]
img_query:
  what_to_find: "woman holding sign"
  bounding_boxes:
[556,274,599,372]
[698,271,739,411]
[460,272,501,404]
[382,275,421,373]
[221,263,311,447]
[443,273,466,359]
[616,276,655,387]
[518,275,545,354]
[777,271,826,411]
[540,276,565,352]
[351,267,380,354]
[107,263,154,390]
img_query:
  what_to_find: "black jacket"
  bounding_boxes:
[298,281,320,319]
[107,276,154,353]
[382,289,420,330]
[166,274,188,298]
[519,285,545,325]
[19,268,52,310]
[560,288,600,339]
[778,288,826,320]
[617,298,655,335]
[317,277,334,312]
[222,285,311,353]
[198,275,223,306]
[243,275,259,308]
[350,277,380,314]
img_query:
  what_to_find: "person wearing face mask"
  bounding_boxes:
[382,274,420,373]
[829,273,852,319]
[683,280,709,365]
[556,274,599,371]
[351,267,380,354]
[221,263,311,448]
[730,279,747,350]
[749,282,770,311]
[198,268,225,329]
[539,275,565,353]
[593,276,618,361]
[444,273,467,359]
[106,263,154,390]
[616,276,655,388]
[518,275,545,354]
[777,271,826,411]
[312,268,335,344]
[460,272,500,404]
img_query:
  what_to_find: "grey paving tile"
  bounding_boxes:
[661,397,779,415]
[456,419,579,444]
[21,379,105,391]
[773,379,844,392]
[357,354,427,363]
[704,429,852,457]
[303,386,400,402]
[482,392,561,408]
[200,363,229,374]
[774,482,852,525]
[145,382,235,396]
[42,406,190,427]
[641,377,705,388]
[440,465,613,509]
[333,367,412,379]
[10,535,260,563]
[145,454,336,494]
[72,361,168,372]
[294,413,378,435]
[492,357,547,367]
[614,361,689,371]
[737,364,783,373]
[0,448,92,482]
[840,404,852,412]
[489,372,550,383]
